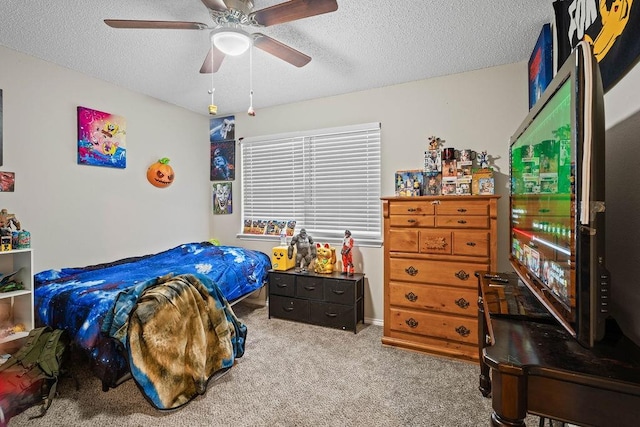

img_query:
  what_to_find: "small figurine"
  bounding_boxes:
[341,230,355,276]
[314,243,336,274]
[478,150,490,169]
[428,136,444,150]
[0,209,20,236]
[288,228,316,272]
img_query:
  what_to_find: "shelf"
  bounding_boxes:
[0,330,29,344]
[0,289,31,300]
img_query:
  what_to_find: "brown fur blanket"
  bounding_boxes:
[126,274,246,410]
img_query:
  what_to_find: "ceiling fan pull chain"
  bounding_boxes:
[208,38,217,115]
[248,44,256,116]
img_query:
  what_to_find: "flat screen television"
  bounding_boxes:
[509,41,609,348]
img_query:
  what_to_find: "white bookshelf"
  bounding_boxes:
[0,248,34,345]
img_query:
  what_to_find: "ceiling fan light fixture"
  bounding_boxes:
[212,28,252,56]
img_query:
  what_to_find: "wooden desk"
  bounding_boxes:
[477,272,640,426]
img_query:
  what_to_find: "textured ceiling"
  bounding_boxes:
[0,1,554,116]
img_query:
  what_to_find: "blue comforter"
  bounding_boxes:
[34,242,271,389]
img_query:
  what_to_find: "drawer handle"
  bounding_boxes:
[455,297,470,309]
[405,292,418,302]
[405,266,418,276]
[407,219,416,223]
[455,325,471,337]
[331,290,345,295]
[405,318,418,328]
[407,208,417,212]
[457,219,467,224]
[304,286,316,291]
[276,283,288,288]
[466,242,476,246]
[283,307,294,312]
[457,208,467,213]
[431,200,440,205]
[325,312,338,318]
[455,270,469,280]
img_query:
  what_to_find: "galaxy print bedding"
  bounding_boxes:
[33,242,270,391]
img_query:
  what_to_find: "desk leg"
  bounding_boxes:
[478,293,491,397]
[490,368,527,427]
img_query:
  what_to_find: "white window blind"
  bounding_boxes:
[241,122,382,245]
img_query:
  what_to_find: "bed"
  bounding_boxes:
[33,242,271,409]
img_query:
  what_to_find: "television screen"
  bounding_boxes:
[509,41,608,347]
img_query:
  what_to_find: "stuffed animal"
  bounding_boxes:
[314,243,336,274]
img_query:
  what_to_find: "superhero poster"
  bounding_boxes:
[554,0,640,91]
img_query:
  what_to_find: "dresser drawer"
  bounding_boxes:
[269,295,309,322]
[452,230,490,257]
[436,199,490,215]
[389,215,435,228]
[436,215,489,229]
[389,282,477,316]
[296,276,324,300]
[388,229,419,252]
[389,202,435,215]
[389,258,488,287]
[419,230,452,254]
[388,307,478,345]
[324,279,355,304]
[270,273,296,297]
[310,301,355,330]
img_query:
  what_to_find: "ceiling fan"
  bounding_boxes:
[104,0,338,73]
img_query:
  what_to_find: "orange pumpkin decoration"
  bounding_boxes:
[147,157,175,188]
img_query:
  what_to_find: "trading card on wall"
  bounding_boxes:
[0,171,15,192]
[210,115,235,142]
[211,140,235,181]
[212,182,232,215]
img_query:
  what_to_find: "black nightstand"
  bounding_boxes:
[268,269,365,333]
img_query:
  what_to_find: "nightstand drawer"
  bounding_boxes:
[296,276,324,299]
[388,307,478,345]
[324,279,355,304]
[269,295,309,322]
[269,273,295,297]
[310,301,354,330]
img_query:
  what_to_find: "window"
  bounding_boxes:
[240,122,382,245]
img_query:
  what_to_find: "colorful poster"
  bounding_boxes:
[211,140,235,181]
[529,23,553,109]
[210,115,235,142]
[212,182,232,214]
[77,106,126,168]
[554,0,640,91]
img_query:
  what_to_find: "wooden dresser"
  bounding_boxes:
[381,195,499,361]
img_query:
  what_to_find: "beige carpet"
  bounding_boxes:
[8,303,538,426]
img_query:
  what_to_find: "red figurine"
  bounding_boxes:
[341,230,354,276]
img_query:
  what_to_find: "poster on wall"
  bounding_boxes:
[213,182,232,214]
[77,106,127,168]
[0,171,14,192]
[211,140,235,181]
[554,0,640,91]
[0,89,3,166]
[529,23,553,109]
[210,115,235,142]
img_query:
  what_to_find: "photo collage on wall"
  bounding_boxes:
[210,115,235,215]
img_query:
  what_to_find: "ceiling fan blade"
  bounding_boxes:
[200,0,228,12]
[250,0,338,27]
[104,19,209,30]
[253,33,311,67]
[200,47,226,73]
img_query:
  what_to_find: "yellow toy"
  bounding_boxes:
[314,243,336,274]
[271,246,295,271]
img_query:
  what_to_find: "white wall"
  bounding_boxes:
[216,62,530,324]
[0,45,210,272]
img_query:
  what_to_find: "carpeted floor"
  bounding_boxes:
[8,303,537,426]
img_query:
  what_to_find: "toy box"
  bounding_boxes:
[271,246,296,271]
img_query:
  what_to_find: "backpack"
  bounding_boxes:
[0,326,70,425]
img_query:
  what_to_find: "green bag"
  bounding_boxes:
[0,326,69,426]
